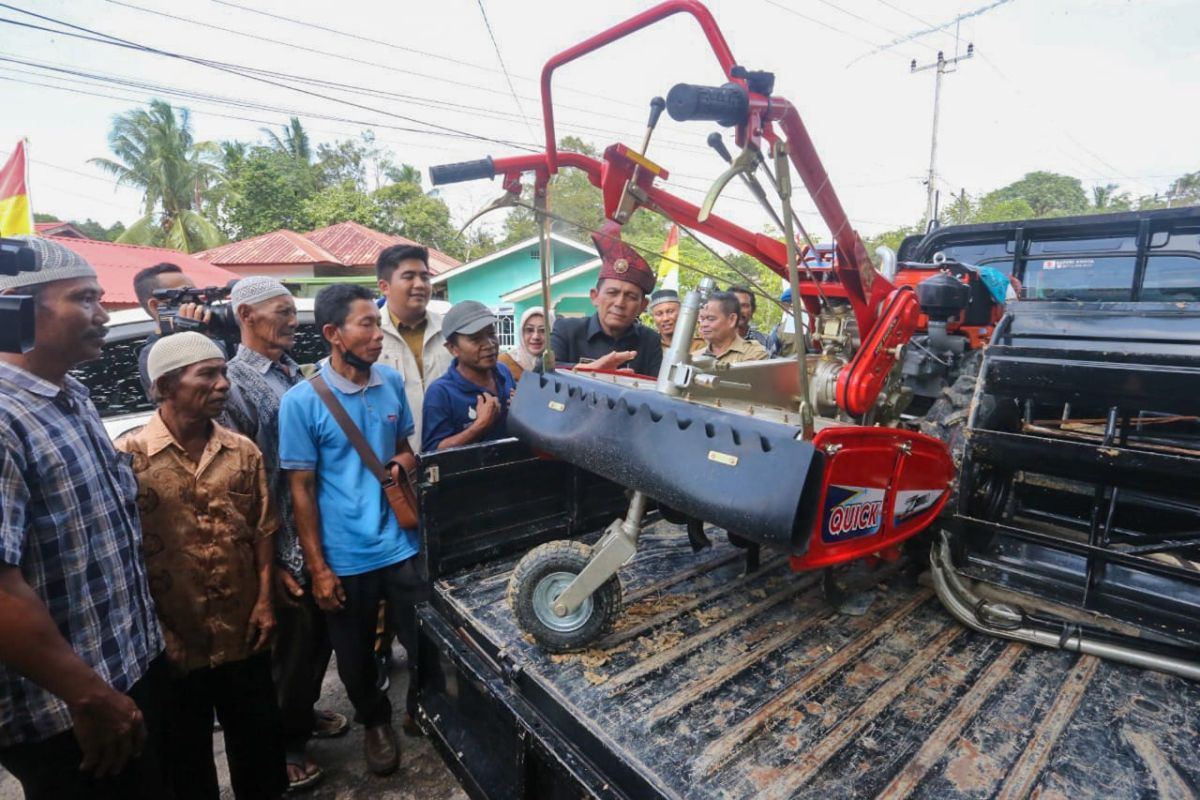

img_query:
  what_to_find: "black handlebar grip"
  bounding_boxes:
[666,82,749,127]
[429,156,496,186]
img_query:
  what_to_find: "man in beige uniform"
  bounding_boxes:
[698,291,769,365]
[375,244,451,452]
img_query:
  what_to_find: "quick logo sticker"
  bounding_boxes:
[822,485,885,543]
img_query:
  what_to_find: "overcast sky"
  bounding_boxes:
[2,0,1197,245]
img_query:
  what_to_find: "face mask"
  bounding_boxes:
[342,348,374,371]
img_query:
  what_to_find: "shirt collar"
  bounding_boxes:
[705,336,751,357]
[585,313,639,342]
[143,410,237,458]
[445,358,504,394]
[0,360,91,401]
[234,344,298,377]
[321,361,383,394]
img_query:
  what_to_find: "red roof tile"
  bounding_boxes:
[304,221,461,275]
[34,221,88,238]
[48,236,241,306]
[193,230,339,266]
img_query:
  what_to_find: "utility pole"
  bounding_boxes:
[912,43,973,230]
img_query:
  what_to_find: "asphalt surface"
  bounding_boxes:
[0,659,468,800]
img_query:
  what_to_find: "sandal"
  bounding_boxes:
[285,756,323,794]
[311,709,349,739]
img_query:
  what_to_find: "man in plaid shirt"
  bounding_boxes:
[0,237,168,800]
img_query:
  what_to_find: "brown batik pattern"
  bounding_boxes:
[117,412,279,674]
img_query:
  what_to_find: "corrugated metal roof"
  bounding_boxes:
[305,221,461,275]
[194,230,339,266]
[49,236,241,307]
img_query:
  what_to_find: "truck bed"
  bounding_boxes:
[413,443,1200,799]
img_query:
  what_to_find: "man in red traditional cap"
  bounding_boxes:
[550,222,663,377]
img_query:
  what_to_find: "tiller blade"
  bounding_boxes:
[942,300,1200,672]
[509,370,824,554]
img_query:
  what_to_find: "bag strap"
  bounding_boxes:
[310,374,392,487]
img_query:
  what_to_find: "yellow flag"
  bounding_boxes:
[656,224,680,291]
[0,140,33,237]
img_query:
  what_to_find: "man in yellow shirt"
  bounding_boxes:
[698,291,769,365]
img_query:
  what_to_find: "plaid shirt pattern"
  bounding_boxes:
[0,362,163,747]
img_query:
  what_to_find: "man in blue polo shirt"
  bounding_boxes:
[278,284,424,778]
[421,301,516,452]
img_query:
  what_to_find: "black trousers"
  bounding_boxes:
[325,556,428,729]
[164,653,286,800]
[272,586,333,757]
[0,656,171,800]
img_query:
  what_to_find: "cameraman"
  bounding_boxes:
[0,237,169,799]
[132,263,223,400]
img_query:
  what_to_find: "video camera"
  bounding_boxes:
[153,285,238,349]
[0,238,37,354]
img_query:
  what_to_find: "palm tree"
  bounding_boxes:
[262,117,312,164]
[1091,183,1132,213]
[90,100,224,253]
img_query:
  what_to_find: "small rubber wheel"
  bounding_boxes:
[507,540,622,653]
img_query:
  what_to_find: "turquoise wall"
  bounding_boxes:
[513,264,599,320]
[445,239,594,310]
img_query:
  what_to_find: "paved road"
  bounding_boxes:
[0,660,468,800]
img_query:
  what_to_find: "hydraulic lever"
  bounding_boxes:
[706,132,786,233]
[697,142,763,224]
[615,97,667,223]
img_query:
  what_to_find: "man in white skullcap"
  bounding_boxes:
[118,331,287,799]
[0,235,170,800]
[222,276,346,792]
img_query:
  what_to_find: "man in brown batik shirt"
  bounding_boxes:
[117,332,286,800]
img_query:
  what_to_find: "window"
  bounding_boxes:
[1021,256,1137,301]
[1141,254,1200,302]
[496,313,516,349]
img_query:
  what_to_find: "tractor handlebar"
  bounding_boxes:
[666,81,748,127]
[429,156,496,186]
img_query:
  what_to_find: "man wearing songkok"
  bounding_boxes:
[118,331,286,800]
[551,222,663,376]
[221,276,346,792]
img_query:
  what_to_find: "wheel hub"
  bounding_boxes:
[531,571,593,632]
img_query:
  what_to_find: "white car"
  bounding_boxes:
[77,298,450,440]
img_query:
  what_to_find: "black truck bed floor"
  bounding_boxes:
[429,524,1200,799]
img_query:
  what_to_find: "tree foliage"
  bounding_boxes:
[89,100,224,253]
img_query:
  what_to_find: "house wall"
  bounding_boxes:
[444,240,593,311]
[222,263,316,280]
[512,264,600,320]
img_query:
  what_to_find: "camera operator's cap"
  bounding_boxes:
[649,288,680,309]
[230,275,290,313]
[147,331,225,385]
[780,286,792,302]
[442,300,497,337]
[0,235,96,291]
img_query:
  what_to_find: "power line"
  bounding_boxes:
[474,0,537,141]
[208,0,645,112]
[759,0,911,59]
[848,0,1012,66]
[0,5,540,152]
[806,0,938,53]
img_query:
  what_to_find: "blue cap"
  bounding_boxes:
[780,286,792,302]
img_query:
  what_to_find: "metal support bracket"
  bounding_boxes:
[553,491,649,616]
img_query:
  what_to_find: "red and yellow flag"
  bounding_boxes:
[656,223,680,291]
[0,140,34,237]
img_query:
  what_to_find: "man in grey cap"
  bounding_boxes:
[221,276,345,792]
[0,236,169,799]
[421,300,516,452]
[649,288,703,354]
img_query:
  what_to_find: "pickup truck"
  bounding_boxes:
[411,439,1200,800]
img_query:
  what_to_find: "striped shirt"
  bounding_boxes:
[0,361,163,747]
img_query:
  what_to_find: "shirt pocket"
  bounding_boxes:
[219,491,259,543]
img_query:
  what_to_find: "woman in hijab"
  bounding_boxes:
[500,306,547,382]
